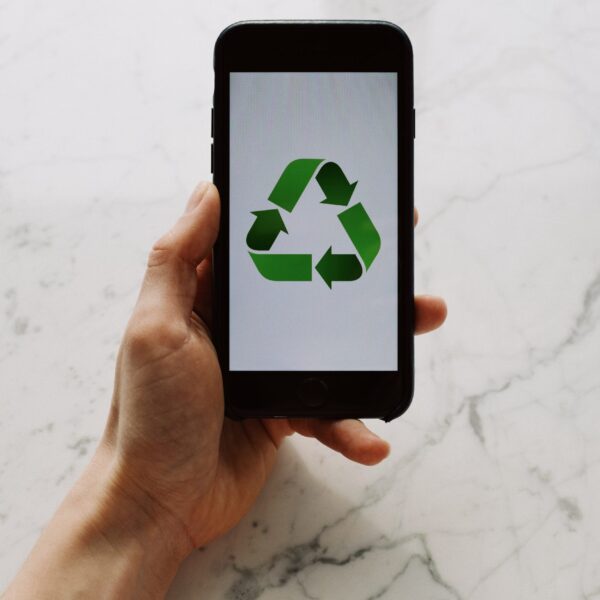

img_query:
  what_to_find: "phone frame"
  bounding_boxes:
[212,20,414,421]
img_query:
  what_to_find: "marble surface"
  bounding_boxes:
[1,0,600,598]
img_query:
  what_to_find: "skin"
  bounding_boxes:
[3,183,447,599]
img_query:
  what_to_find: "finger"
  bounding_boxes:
[260,418,294,448]
[415,295,447,334]
[193,255,213,329]
[414,208,419,227]
[289,418,390,466]
[135,182,220,323]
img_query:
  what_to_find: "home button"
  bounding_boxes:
[297,378,328,407]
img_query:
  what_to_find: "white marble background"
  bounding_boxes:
[1,0,599,598]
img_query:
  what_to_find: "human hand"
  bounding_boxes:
[4,182,446,599]
[101,182,446,553]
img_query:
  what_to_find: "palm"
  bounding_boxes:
[112,307,283,547]
[181,319,284,545]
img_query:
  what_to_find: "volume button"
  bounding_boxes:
[412,108,416,139]
[211,107,214,138]
[210,143,214,173]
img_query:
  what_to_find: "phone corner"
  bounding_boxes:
[381,375,414,422]
[224,401,245,421]
[214,21,253,62]
[373,20,414,58]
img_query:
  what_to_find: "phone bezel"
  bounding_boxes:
[213,21,414,420]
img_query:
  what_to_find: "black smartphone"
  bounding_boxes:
[212,21,414,421]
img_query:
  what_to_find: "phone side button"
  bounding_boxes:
[210,143,214,173]
[297,377,328,407]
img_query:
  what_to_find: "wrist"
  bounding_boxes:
[68,443,194,590]
[6,442,193,600]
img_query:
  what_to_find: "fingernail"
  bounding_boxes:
[185,182,210,213]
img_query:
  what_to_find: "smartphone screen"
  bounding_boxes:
[229,72,398,372]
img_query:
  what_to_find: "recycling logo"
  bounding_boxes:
[246,159,381,288]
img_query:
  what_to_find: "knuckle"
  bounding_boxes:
[147,232,177,268]
[124,320,157,357]
[125,313,188,357]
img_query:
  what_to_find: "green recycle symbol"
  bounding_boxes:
[246,159,381,288]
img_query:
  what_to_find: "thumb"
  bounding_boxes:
[135,182,220,324]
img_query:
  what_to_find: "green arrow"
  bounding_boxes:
[249,252,312,281]
[268,158,323,213]
[337,203,381,270]
[315,247,362,288]
[246,209,287,251]
[316,162,357,206]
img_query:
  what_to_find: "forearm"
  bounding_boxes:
[4,444,191,599]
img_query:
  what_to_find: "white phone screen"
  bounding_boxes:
[229,72,398,371]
